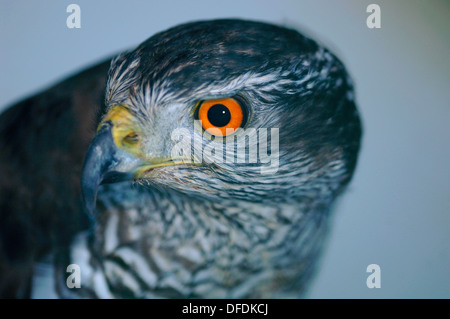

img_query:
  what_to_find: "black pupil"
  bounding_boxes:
[207,104,231,127]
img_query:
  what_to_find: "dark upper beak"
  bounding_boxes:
[81,123,134,216]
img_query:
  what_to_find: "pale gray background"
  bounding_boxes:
[0,0,449,298]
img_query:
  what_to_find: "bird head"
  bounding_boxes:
[81,19,362,215]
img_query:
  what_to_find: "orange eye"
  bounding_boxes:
[196,97,246,136]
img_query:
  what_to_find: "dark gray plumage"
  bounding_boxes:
[0,19,362,298]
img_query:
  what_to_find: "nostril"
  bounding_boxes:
[122,132,139,145]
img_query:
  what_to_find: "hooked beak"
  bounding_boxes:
[81,105,197,216]
[81,122,136,216]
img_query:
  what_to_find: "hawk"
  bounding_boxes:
[0,19,362,298]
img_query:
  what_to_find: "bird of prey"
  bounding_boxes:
[0,19,362,298]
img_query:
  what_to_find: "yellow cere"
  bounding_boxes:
[99,105,144,156]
